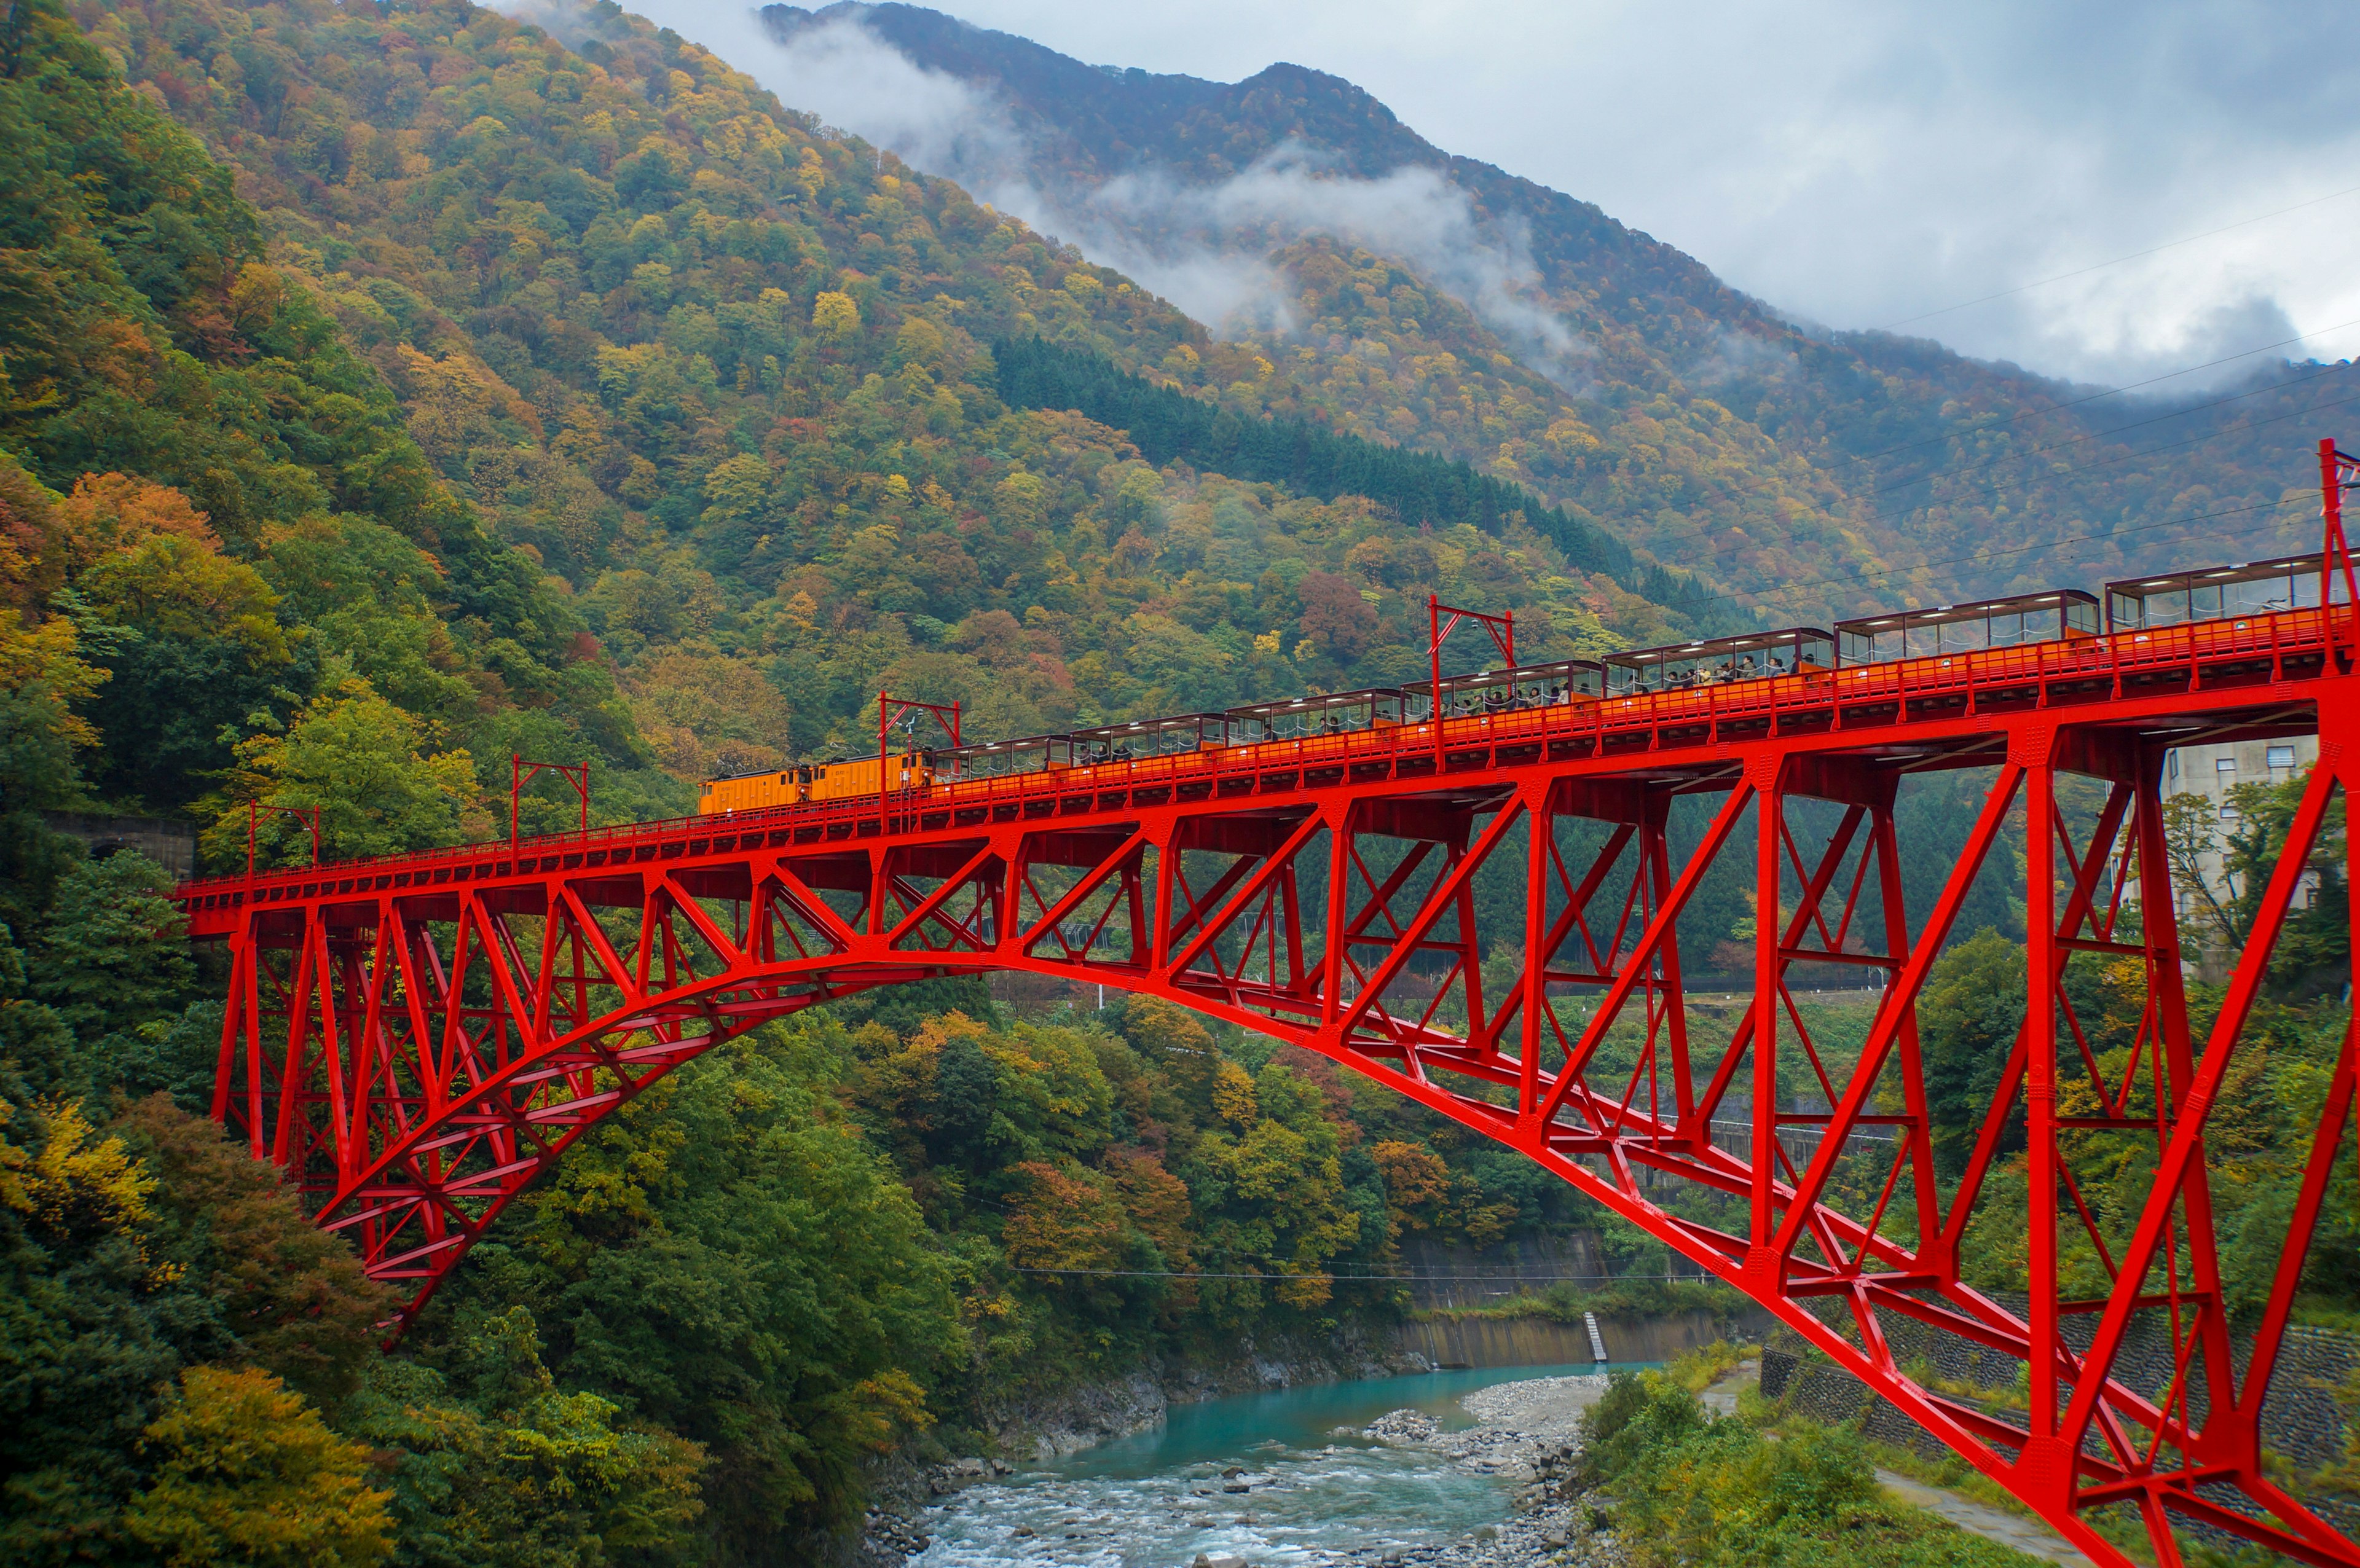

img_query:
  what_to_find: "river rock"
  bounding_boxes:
[1364,1407,1441,1444]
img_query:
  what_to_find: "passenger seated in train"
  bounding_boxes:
[696,554,2329,821]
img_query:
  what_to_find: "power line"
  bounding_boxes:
[1010,1266,1714,1283]
[1907,386,2360,508]
[1651,491,2311,616]
[1866,359,2360,499]
[1593,353,2356,576]
[1854,317,2360,463]
[1874,182,2360,331]
[1609,375,2356,592]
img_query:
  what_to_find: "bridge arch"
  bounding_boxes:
[186,646,2360,1568]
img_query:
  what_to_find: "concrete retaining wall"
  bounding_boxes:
[1758,1303,2359,1548]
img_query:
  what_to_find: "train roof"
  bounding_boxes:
[1399,658,1601,696]
[942,732,1068,753]
[1066,713,1227,740]
[1833,589,2096,635]
[1225,687,1402,716]
[1606,628,1833,667]
[2103,553,2325,595]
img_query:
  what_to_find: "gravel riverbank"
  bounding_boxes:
[1290,1374,1629,1568]
[884,1369,1636,1567]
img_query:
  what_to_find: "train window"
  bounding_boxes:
[1835,590,2099,665]
[1399,661,1603,723]
[940,734,1075,780]
[1225,688,1406,742]
[1605,630,1833,695]
[1067,714,1229,765]
[2105,555,2348,632]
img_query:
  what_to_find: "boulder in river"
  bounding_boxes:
[1364,1408,1441,1445]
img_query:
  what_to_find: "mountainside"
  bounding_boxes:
[6,5,2358,1564]
[766,2,2360,617]
[2,6,1698,1559]
[69,0,1702,824]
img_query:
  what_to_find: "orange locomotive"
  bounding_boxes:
[696,750,934,814]
[696,559,2352,818]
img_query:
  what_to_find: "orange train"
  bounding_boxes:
[696,560,2336,817]
[696,751,934,813]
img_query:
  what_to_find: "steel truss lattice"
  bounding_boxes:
[182,594,2360,1566]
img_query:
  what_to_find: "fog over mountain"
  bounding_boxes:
[751,0,2360,390]
[543,0,2355,613]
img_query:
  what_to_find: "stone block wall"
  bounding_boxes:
[1757,1303,2359,1548]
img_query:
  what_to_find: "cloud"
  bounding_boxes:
[1111,151,1594,385]
[854,0,2360,389]
[513,0,2360,390]
[590,6,1592,386]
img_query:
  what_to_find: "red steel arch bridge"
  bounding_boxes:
[178,453,2360,1568]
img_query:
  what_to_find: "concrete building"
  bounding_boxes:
[2157,736,2319,942]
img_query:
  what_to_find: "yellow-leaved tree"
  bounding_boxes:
[125,1365,393,1568]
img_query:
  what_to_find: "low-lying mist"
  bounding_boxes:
[592,3,1594,388]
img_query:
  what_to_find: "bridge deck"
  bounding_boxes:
[178,604,2329,930]
[172,600,2360,1568]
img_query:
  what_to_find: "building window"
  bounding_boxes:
[2219,803,2239,821]
[2267,745,2297,770]
[2216,757,2238,774]
[2166,753,2181,780]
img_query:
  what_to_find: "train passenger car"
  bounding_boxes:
[1834,590,2098,665]
[1401,661,1602,722]
[2104,554,2349,632]
[1225,688,1404,743]
[937,734,1074,783]
[1605,629,1833,695]
[1068,713,1229,766]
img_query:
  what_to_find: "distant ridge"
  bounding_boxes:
[762,1,2348,611]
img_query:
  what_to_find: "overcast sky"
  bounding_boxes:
[644,0,2360,390]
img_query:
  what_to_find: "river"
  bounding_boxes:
[911,1361,1646,1567]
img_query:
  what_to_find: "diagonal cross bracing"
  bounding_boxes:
[175,602,2360,1568]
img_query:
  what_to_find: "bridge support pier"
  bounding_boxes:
[192,665,2360,1566]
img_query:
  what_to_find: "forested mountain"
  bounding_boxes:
[766,2,2360,617]
[3,1,2353,1564]
[69,0,1697,807]
[0,2,1699,1560]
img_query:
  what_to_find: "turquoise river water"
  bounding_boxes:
[912,1361,1649,1568]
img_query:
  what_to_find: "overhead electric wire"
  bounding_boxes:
[1891,385,2360,503]
[1853,316,2360,463]
[1575,347,2358,574]
[1873,181,2360,331]
[1866,358,2360,498]
[1648,490,2315,617]
[1009,1266,1711,1283]
[1597,363,2359,585]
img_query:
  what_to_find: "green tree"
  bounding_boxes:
[1916,928,2026,1178]
[343,1312,704,1568]
[442,1023,961,1559]
[0,1097,199,1564]
[30,853,194,1047]
[116,1097,395,1409]
[210,677,487,866]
